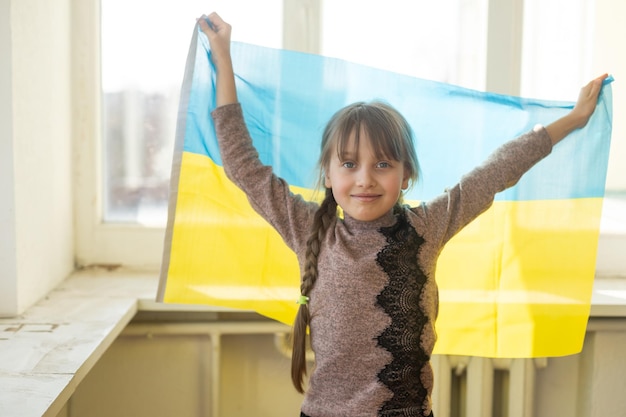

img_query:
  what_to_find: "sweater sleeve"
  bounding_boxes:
[416,126,553,248]
[211,103,315,254]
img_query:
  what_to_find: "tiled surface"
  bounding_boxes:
[0,373,73,417]
[0,271,156,417]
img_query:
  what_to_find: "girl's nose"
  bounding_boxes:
[356,167,375,187]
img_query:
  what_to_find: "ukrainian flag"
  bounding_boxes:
[158,24,613,358]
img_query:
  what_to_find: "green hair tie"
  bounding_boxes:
[296,295,309,305]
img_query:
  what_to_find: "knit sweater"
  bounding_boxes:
[212,103,553,417]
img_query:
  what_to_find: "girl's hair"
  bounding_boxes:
[290,101,420,393]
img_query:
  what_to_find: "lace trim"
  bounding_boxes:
[376,210,430,416]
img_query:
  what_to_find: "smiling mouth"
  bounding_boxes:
[352,194,381,202]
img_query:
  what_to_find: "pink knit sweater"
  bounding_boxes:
[212,103,552,417]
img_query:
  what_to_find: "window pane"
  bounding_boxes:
[321,0,488,90]
[521,0,592,101]
[101,0,282,225]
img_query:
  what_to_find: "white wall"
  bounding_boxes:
[0,0,18,314]
[0,0,74,316]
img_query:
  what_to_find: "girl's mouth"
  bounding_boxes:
[352,194,381,202]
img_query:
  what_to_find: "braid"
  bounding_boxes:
[291,188,337,393]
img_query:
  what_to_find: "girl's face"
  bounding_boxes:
[324,128,409,222]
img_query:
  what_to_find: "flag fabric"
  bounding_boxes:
[157,24,613,358]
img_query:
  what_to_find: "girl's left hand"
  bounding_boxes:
[570,73,609,130]
[544,73,609,144]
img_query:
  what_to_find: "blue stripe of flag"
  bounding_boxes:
[182,30,612,201]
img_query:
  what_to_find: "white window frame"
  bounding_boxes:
[73,0,164,269]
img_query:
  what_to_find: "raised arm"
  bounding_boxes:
[198,12,237,107]
[544,73,608,145]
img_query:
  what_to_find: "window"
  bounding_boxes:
[76,0,623,269]
[100,0,488,228]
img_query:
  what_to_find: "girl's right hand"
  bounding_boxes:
[198,12,232,69]
[197,12,237,105]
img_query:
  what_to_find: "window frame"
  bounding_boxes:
[72,0,323,269]
[73,0,163,269]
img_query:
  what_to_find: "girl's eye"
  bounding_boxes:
[377,161,391,168]
[342,161,356,169]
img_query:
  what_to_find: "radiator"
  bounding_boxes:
[431,355,547,417]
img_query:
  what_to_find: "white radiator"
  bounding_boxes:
[431,355,547,417]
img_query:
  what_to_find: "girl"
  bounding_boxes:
[198,12,607,417]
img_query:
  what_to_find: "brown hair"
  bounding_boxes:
[290,101,420,393]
